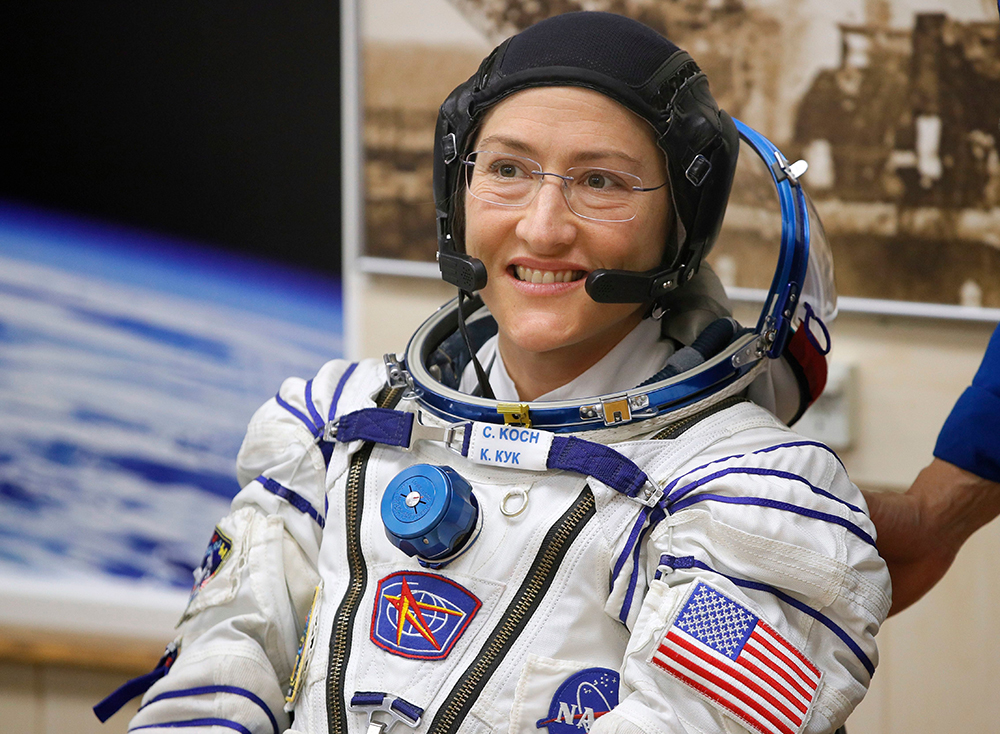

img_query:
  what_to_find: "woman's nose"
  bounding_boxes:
[515,179,577,251]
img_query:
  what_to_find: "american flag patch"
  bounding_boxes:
[650,582,821,734]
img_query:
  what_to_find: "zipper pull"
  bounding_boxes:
[349,691,423,733]
[383,353,417,397]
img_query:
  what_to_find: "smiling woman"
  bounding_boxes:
[112,12,885,734]
[464,87,671,400]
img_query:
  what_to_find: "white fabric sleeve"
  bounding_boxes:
[596,439,890,734]
[128,359,362,734]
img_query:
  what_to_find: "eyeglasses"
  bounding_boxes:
[462,150,667,223]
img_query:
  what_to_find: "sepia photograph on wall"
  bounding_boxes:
[359,0,1000,315]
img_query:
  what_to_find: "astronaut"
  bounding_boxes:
[101,12,889,734]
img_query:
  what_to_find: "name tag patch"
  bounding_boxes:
[466,422,553,471]
[370,571,481,660]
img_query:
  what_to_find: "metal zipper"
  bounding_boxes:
[326,385,403,734]
[417,398,741,733]
[650,395,748,441]
[426,486,597,734]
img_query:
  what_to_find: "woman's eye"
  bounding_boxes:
[487,159,528,179]
[582,171,625,190]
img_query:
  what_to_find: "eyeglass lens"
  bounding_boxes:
[463,150,650,222]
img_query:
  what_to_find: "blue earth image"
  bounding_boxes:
[0,202,343,597]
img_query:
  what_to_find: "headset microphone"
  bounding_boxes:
[585,266,685,303]
[438,254,689,305]
[438,250,488,293]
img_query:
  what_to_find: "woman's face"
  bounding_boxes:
[464,86,671,365]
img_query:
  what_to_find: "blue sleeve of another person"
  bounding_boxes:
[934,324,1000,483]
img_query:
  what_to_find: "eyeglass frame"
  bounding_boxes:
[461,150,668,223]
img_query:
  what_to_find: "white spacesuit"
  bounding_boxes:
[120,332,887,734]
[103,12,889,734]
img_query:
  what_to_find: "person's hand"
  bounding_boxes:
[864,459,1000,616]
[863,466,957,616]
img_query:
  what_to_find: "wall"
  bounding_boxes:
[0,582,183,733]
[0,661,143,734]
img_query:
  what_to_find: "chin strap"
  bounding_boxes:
[457,289,495,400]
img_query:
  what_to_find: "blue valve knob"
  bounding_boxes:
[381,464,479,566]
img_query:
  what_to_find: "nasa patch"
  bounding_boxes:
[535,667,619,733]
[370,571,481,660]
[190,526,232,596]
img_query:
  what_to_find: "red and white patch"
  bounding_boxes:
[649,582,822,734]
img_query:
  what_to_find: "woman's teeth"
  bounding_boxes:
[514,265,584,284]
